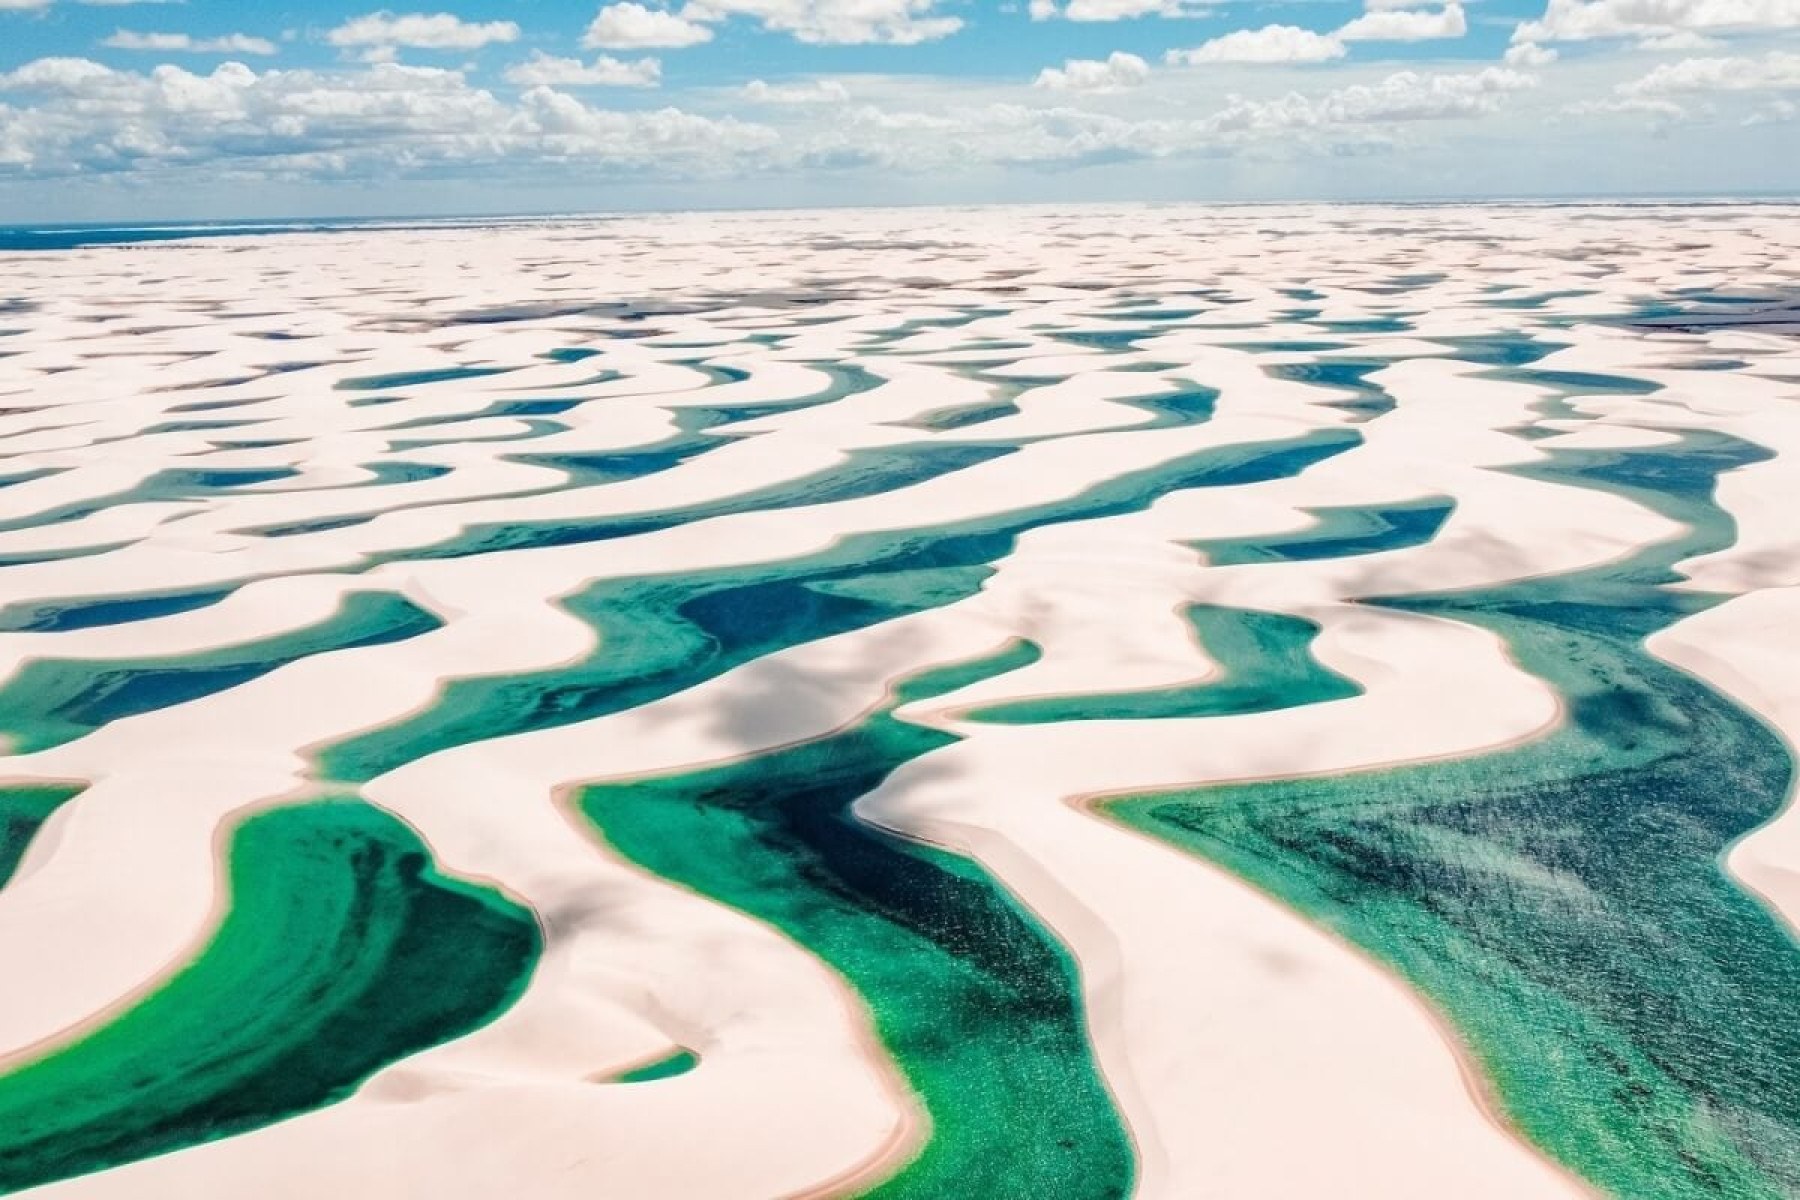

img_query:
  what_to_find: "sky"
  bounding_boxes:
[0,0,1795,220]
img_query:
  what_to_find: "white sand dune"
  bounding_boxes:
[0,203,1795,1199]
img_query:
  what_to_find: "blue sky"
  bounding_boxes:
[0,0,1795,219]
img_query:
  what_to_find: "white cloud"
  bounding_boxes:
[1619,48,1800,92]
[1513,0,1800,44]
[1030,0,1208,18]
[0,57,771,177]
[678,0,963,43]
[326,11,520,52]
[1167,24,1346,63]
[503,51,661,87]
[1337,4,1467,41]
[0,56,118,89]
[742,78,851,102]
[1034,50,1150,91]
[1566,52,1796,129]
[102,30,280,54]
[1572,42,1799,125]
[1206,67,1536,135]
[1504,40,1559,64]
[583,2,714,47]
[1636,28,1722,46]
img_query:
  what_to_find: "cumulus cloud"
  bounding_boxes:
[582,0,958,46]
[326,11,520,53]
[0,56,771,177]
[0,37,1565,191]
[1561,43,1797,120]
[679,0,962,43]
[742,78,850,102]
[1619,48,1800,92]
[1166,24,1346,63]
[1047,0,1210,19]
[1033,51,1150,91]
[1513,0,1800,44]
[1504,40,1559,64]
[0,56,119,90]
[1207,67,1536,135]
[101,30,279,54]
[1337,4,1467,41]
[503,51,661,86]
[583,2,714,47]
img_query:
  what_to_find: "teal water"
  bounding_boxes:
[1115,384,1219,430]
[1189,496,1454,566]
[578,644,1133,1198]
[394,442,1018,561]
[0,783,83,888]
[0,468,300,537]
[0,541,133,570]
[968,604,1359,724]
[1262,360,1396,419]
[335,366,513,391]
[319,428,1358,783]
[0,591,441,754]
[0,799,539,1193]
[0,586,237,635]
[375,398,585,430]
[1110,428,1800,1199]
[388,417,565,451]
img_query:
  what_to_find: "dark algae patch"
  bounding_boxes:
[1107,428,1800,1199]
[578,644,1134,1199]
[0,799,540,1193]
[0,783,83,888]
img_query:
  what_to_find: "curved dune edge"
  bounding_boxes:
[1652,590,1800,934]
[18,439,1670,1199]
[0,206,1794,1199]
[1620,326,1800,934]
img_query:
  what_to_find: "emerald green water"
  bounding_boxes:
[0,783,83,888]
[1109,429,1800,1199]
[0,592,442,754]
[615,1049,698,1084]
[319,428,1358,783]
[577,643,1134,1198]
[0,799,539,1193]
[967,604,1359,724]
